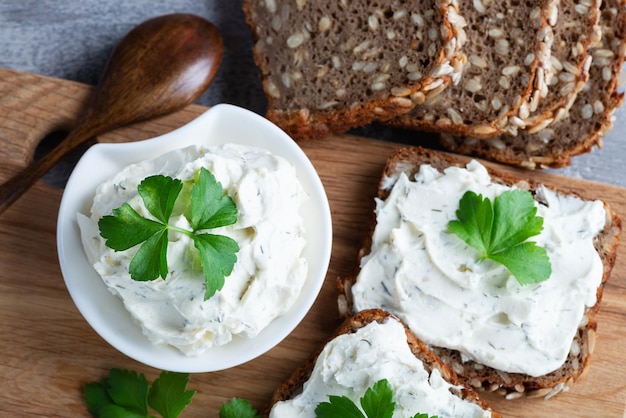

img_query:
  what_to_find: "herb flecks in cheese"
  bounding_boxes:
[352,160,606,376]
[270,319,491,418]
[78,144,308,356]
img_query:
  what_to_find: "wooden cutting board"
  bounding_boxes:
[1,68,625,417]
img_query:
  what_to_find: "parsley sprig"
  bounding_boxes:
[315,379,394,418]
[98,167,239,300]
[448,189,552,285]
[84,369,195,418]
[315,379,437,418]
[219,379,437,418]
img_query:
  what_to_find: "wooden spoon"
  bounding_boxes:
[0,13,223,215]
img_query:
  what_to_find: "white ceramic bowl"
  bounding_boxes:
[57,104,332,372]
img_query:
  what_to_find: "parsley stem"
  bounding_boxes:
[168,225,195,238]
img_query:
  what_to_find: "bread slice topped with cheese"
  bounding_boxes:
[266,309,500,418]
[338,146,621,399]
[439,0,626,168]
[242,0,466,141]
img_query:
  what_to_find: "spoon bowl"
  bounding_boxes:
[0,13,223,215]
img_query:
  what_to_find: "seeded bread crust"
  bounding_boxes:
[505,0,601,134]
[337,146,622,399]
[265,309,500,417]
[439,0,626,169]
[242,0,466,141]
[387,0,556,139]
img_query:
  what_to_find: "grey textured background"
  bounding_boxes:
[1,0,625,187]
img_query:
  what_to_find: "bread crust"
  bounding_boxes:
[438,0,626,169]
[338,146,622,398]
[265,309,500,417]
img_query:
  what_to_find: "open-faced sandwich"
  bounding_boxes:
[266,309,500,417]
[339,146,621,399]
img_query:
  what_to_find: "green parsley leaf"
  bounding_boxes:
[315,379,432,418]
[99,203,166,251]
[448,189,552,285]
[219,398,262,418]
[139,175,183,224]
[148,371,196,418]
[189,168,238,230]
[492,188,544,250]
[84,380,113,416]
[129,230,169,281]
[193,233,240,299]
[98,405,146,418]
[84,369,149,417]
[360,379,395,418]
[98,168,239,300]
[489,242,552,286]
[105,369,150,415]
[315,395,365,418]
[84,369,195,418]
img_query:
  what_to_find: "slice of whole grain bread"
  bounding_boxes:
[439,0,626,168]
[265,309,500,417]
[242,0,466,141]
[387,0,556,138]
[338,146,621,398]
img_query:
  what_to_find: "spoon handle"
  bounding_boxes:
[0,126,92,215]
[0,13,223,216]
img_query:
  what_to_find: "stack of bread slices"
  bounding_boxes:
[244,0,626,169]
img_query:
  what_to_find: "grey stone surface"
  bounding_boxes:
[1,0,625,187]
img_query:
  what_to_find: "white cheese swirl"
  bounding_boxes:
[270,318,491,418]
[352,160,606,377]
[78,144,308,356]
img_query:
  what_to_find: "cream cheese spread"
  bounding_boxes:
[269,318,491,418]
[352,160,606,377]
[78,144,308,356]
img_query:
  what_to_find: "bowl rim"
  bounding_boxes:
[56,104,332,372]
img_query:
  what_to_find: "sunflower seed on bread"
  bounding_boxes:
[338,146,621,398]
[439,0,626,169]
[242,0,466,141]
[266,309,500,417]
[387,0,556,139]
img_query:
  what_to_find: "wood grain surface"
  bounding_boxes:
[1,68,625,417]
